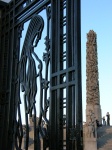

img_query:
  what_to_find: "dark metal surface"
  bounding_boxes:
[0,0,83,150]
[0,1,7,8]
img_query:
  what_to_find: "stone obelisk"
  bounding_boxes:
[86,30,102,124]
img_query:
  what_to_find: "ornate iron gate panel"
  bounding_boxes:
[50,1,83,150]
[0,0,82,150]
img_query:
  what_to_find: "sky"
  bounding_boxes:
[81,0,112,125]
[12,0,112,125]
[1,0,11,3]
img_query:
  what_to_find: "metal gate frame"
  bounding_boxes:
[0,0,83,150]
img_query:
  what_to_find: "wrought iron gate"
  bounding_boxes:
[0,0,83,150]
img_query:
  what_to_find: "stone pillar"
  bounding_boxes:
[86,30,102,124]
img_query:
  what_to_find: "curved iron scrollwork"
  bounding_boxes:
[15,7,51,150]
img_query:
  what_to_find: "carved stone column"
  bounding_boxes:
[86,30,102,124]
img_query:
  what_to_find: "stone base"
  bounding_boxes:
[84,138,97,150]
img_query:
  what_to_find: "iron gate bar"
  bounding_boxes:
[8,20,20,150]
[15,0,50,25]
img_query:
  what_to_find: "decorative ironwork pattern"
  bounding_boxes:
[0,0,82,150]
[0,1,51,150]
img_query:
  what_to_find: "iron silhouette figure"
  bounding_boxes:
[19,15,49,149]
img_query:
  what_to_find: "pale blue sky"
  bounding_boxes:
[81,0,112,124]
